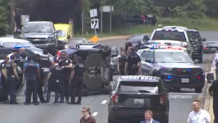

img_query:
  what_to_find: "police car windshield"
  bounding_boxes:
[3,42,36,48]
[152,31,186,41]
[155,52,193,63]
[119,81,158,93]
[22,23,53,33]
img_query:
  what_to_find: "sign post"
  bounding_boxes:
[100,6,114,34]
[89,8,99,43]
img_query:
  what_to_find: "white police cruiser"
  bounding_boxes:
[137,46,205,93]
[149,26,205,62]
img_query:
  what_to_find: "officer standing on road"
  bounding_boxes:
[209,80,218,123]
[39,50,54,90]
[5,55,20,104]
[35,54,46,103]
[0,56,9,103]
[23,55,40,105]
[59,51,73,103]
[125,47,141,75]
[117,50,127,75]
[69,56,84,104]
[44,60,63,105]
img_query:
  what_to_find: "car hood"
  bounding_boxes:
[22,33,52,38]
[156,63,199,68]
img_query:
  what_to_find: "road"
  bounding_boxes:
[0,31,216,123]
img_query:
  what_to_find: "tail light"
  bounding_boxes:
[112,94,119,103]
[159,94,166,104]
[203,47,207,50]
[56,51,61,57]
[197,76,202,79]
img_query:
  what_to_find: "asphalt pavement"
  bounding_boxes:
[0,31,217,123]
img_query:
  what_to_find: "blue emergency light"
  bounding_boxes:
[187,68,191,71]
[167,75,172,79]
[14,45,22,49]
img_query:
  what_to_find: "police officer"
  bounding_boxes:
[23,55,40,105]
[209,80,218,123]
[117,50,127,75]
[35,54,46,103]
[5,55,20,104]
[69,56,84,104]
[59,51,73,103]
[0,56,9,103]
[45,60,63,105]
[125,47,141,75]
[40,50,54,90]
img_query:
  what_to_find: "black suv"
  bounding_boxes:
[108,76,169,123]
[16,21,65,55]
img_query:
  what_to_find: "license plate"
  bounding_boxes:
[134,99,144,104]
[211,48,216,50]
[181,78,189,83]
[42,68,49,72]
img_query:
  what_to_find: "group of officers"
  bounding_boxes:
[0,47,85,105]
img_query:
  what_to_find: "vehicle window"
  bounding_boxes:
[129,35,145,40]
[186,31,201,42]
[119,81,159,93]
[146,51,154,60]
[57,30,67,37]
[3,42,36,48]
[152,30,186,41]
[140,51,149,61]
[206,42,218,46]
[155,51,193,63]
[22,23,53,33]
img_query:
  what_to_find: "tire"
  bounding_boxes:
[195,87,203,93]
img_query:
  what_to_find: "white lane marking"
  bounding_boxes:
[92,112,98,116]
[101,100,107,104]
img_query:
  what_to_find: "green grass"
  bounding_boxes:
[75,18,218,39]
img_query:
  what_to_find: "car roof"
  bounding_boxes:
[117,75,160,82]
[138,48,185,52]
[0,37,30,43]
[26,21,51,24]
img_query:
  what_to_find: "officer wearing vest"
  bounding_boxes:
[35,54,46,103]
[117,50,127,75]
[40,50,54,87]
[0,56,9,103]
[209,80,218,123]
[23,55,40,105]
[59,51,73,103]
[125,47,141,75]
[45,61,63,105]
[5,55,20,104]
[69,56,85,104]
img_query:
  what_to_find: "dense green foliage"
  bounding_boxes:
[1,0,218,35]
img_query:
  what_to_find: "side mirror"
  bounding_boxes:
[67,35,70,39]
[201,38,206,41]
[55,30,60,33]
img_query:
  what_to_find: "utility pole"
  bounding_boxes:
[10,0,15,34]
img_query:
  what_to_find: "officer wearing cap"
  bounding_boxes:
[125,46,141,75]
[40,50,54,89]
[44,60,64,105]
[0,56,9,103]
[59,51,73,103]
[23,55,40,105]
[117,49,127,75]
[5,55,20,104]
[69,56,84,104]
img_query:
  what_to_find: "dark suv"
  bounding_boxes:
[16,21,65,55]
[108,76,169,123]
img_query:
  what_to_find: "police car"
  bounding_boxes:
[138,46,205,92]
[149,26,205,63]
[108,75,169,123]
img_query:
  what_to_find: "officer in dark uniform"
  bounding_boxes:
[69,56,84,104]
[40,50,54,84]
[45,60,63,105]
[209,80,218,123]
[125,47,141,75]
[117,50,127,75]
[35,54,46,103]
[5,55,20,104]
[23,55,40,105]
[215,59,218,79]
[59,51,73,103]
[0,56,9,103]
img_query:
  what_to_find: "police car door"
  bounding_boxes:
[84,52,102,91]
[143,50,154,75]
[184,30,194,55]
[140,50,149,75]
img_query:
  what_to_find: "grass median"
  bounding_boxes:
[75,18,218,39]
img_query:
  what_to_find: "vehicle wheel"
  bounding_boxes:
[195,87,203,93]
[198,56,203,63]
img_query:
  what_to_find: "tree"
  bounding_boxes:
[0,0,10,36]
